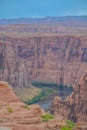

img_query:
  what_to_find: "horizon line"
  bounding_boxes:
[0,15,87,20]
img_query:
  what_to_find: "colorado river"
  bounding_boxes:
[36,90,73,111]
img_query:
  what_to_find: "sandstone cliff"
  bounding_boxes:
[0,35,87,87]
[50,71,87,123]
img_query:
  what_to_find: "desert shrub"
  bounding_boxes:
[67,120,75,128]
[7,106,14,113]
[24,104,30,110]
[61,120,75,130]
[41,113,54,122]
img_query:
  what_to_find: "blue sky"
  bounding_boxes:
[0,0,87,18]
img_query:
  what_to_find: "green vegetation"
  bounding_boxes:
[24,104,30,110]
[7,106,14,113]
[25,88,54,104]
[24,81,73,106]
[27,81,73,105]
[61,120,75,130]
[41,113,54,122]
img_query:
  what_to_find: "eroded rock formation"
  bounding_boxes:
[0,81,68,130]
[0,35,87,87]
[50,71,87,123]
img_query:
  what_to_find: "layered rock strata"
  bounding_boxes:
[0,35,87,87]
[50,71,87,123]
[0,81,67,130]
[0,81,87,130]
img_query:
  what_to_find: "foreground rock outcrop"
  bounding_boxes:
[0,81,68,130]
[0,34,87,87]
[51,71,87,123]
[0,81,87,130]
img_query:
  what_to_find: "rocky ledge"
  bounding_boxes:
[0,81,68,130]
[51,71,87,123]
[0,81,87,130]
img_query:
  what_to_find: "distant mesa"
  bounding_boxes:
[0,16,87,27]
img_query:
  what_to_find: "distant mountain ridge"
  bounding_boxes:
[0,16,87,27]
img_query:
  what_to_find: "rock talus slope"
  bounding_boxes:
[51,70,87,123]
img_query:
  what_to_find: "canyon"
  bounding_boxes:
[0,17,87,129]
[0,33,87,88]
[0,16,87,88]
